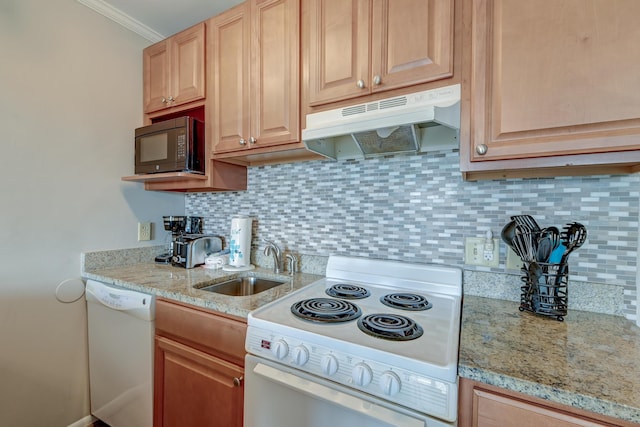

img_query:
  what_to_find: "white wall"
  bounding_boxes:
[0,1,184,425]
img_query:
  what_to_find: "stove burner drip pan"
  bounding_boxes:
[325,284,371,299]
[357,313,424,341]
[381,292,433,311]
[291,298,362,323]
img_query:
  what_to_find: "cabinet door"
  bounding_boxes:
[143,40,170,113]
[472,389,611,427]
[210,4,251,153]
[465,0,640,164]
[170,22,206,108]
[154,336,244,427]
[371,0,454,93]
[250,0,300,147]
[307,0,370,105]
[458,378,632,427]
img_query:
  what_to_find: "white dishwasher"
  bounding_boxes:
[86,279,155,427]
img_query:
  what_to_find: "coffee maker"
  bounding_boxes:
[155,216,204,264]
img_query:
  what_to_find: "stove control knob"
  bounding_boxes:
[291,345,309,366]
[271,340,289,360]
[379,371,401,396]
[320,354,339,376]
[352,363,373,387]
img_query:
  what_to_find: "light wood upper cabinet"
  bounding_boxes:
[306,0,454,106]
[143,23,206,114]
[132,22,248,192]
[460,0,640,180]
[209,0,300,156]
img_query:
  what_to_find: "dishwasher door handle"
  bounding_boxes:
[85,280,155,321]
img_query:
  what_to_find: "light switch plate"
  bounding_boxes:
[465,237,499,267]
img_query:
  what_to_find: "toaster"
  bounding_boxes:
[172,235,223,269]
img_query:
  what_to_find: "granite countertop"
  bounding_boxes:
[82,251,640,423]
[83,263,323,318]
[459,295,640,423]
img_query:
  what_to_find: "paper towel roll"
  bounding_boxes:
[229,216,252,267]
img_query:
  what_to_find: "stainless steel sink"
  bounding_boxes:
[198,276,286,296]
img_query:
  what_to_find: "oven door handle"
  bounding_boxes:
[252,362,425,427]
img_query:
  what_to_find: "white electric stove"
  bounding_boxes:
[244,256,462,426]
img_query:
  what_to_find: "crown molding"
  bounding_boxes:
[76,0,165,43]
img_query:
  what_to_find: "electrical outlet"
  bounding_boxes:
[465,237,500,267]
[138,222,152,241]
[506,247,523,271]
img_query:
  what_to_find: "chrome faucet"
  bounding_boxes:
[263,240,282,274]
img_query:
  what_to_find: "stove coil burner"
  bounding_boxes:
[325,284,371,299]
[291,298,362,323]
[357,314,424,341]
[380,293,433,311]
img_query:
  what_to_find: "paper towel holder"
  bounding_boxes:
[226,215,254,271]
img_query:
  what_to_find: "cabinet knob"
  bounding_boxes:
[167,96,174,102]
[476,144,488,155]
[161,97,167,104]
[249,137,257,145]
[233,376,243,387]
[373,75,382,85]
[239,138,247,146]
[356,79,366,89]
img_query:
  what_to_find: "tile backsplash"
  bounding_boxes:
[187,149,639,321]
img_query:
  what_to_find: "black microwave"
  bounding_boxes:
[134,116,205,175]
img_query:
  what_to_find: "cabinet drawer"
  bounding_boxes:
[459,378,636,427]
[156,299,247,366]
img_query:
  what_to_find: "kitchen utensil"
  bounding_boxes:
[511,215,542,232]
[552,222,587,289]
[549,243,566,264]
[514,225,537,262]
[528,261,544,294]
[544,226,561,250]
[560,222,587,262]
[536,235,553,263]
[500,220,518,251]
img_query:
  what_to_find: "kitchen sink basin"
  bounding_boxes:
[198,276,287,296]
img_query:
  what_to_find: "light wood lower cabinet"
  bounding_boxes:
[154,299,246,427]
[459,378,637,427]
[460,0,640,180]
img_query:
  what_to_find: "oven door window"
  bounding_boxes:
[244,355,447,427]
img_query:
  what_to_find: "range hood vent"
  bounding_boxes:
[302,84,460,160]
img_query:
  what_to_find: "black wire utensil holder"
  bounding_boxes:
[519,262,568,321]
[502,215,586,322]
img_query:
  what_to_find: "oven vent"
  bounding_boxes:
[379,96,408,110]
[342,105,366,116]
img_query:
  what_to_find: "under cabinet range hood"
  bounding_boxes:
[302,84,460,160]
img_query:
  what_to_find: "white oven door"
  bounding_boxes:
[244,355,454,427]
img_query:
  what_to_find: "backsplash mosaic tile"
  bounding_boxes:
[186,150,639,320]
